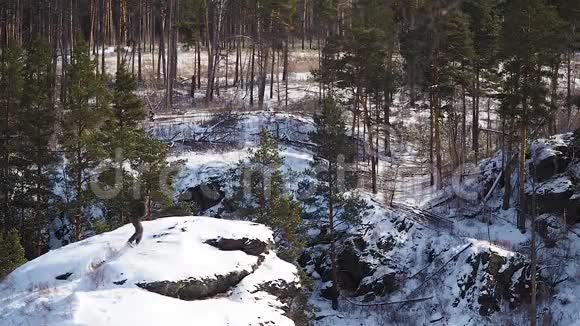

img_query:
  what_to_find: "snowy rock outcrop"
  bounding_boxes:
[527,133,580,224]
[0,216,301,326]
[300,202,553,324]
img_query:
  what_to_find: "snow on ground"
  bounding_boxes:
[0,216,299,326]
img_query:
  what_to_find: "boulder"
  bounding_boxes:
[137,270,253,301]
[320,283,339,302]
[336,241,373,293]
[567,193,580,224]
[204,237,271,256]
[180,181,225,211]
[534,214,565,247]
[455,250,552,317]
[526,176,573,215]
[531,134,574,181]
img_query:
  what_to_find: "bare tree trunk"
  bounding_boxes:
[567,50,572,130]
[517,120,527,232]
[461,85,467,164]
[503,120,513,210]
[284,39,289,109]
[250,43,255,106]
[472,66,480,164]
[530,179,537,326]
[429,94,434,186]
[270,46,275,99]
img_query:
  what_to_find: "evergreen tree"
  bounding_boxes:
[308,97,368,309]
[61,39,110,242]
[17,40,58,257]
[0,229,26,279]
[500,0,565,231]
[0,46,23,234]
[554,0,580,126]
[228,128,303,260]
[463,0,501,162]
[99,64,147,229]
[127,133,181,244]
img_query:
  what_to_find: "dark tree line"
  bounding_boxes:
[0,39,175,267]
[315,0,580,232]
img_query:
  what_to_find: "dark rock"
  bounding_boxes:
[113,279,127,285]
[534,214,565,247]
[526,177,573,215]
[353,237,367,251]
[204,237,270,256]
[336,243,372,293]
[362,293,376,302]
[256,279,301,313]
[567,193,580,224]
[55,272,73,280]
[532,143,571,181]
[137,270,252,301]
[297,251,312,268]
[320,283,339,301]
[179,181,225,211]
[314,253,332,282]
[455,250,552,317]
[356,273,399,297]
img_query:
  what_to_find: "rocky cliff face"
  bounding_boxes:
[300,202,549,325]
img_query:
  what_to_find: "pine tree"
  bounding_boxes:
[98,63,147,229]
[0,229,26,278]
[61,39,110,242]
[463,0,501,162]
[0,45,23,234]
[308,97,368,309]
[127,133,179,244]
[17,40,58,257]
[228,128,303,260]
[555,0,580,127]
[500,0,565,232]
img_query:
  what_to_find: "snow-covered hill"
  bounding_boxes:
[0,216,301,326]
[21,110,580,326]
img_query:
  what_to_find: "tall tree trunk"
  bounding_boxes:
[250,44,255,106]
[328,163,339,310]
[461,85,467,165]
[503,120,513,210]
[472,66,480,164]
[517,120,527,232]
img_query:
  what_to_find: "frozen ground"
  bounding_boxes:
[0,216,299,326]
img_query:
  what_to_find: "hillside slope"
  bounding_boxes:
[0,216,301,326]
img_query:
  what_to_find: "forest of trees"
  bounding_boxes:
[0,1,580,307]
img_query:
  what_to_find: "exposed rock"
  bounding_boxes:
[320,283,339,302]
[534,214,565,247]
[257,279,302,313]
[204,237,271,256]
[567,193,580,224]
[455,250,552,317]
[180,181,225,211]
[525,176,573,215]
[356,273,399,297]
[531,134,574,181]
[337,242,372,293]
[533,150,570,181]
[55,272,73,280]
[137,270,252,301]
